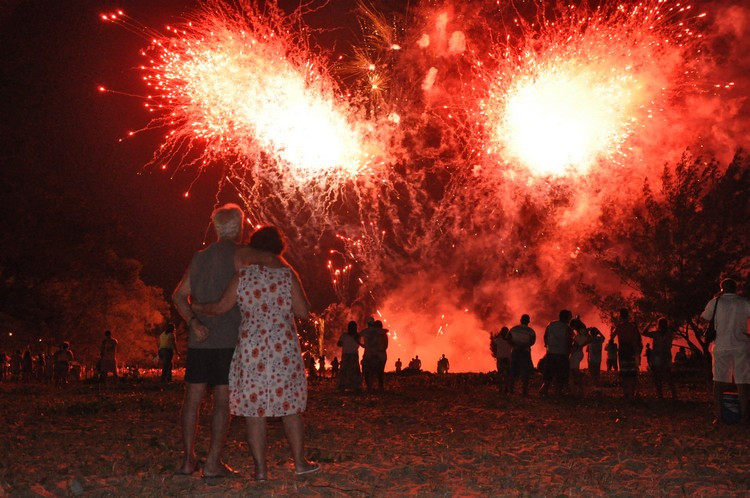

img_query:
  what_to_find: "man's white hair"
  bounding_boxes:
[212,203,244,240]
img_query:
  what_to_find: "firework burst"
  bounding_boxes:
[473,1,706,177]
[104,1,392,188]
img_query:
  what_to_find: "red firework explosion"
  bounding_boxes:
[474,1,707,177]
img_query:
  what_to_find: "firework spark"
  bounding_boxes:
[104,1,389,185]
[103,0,742,373]
[476,1,705,176]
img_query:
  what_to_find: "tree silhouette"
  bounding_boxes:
[582,151,750,356]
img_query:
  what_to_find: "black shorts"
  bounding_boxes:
[185,348,235,386]
[510,349,534,378]
[543,353,569,383]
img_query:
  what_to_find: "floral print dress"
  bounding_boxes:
[229,265,307,417]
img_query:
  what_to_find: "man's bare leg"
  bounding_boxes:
[246,416,268,480]
[282,414,318,473]
[203,385,232,476]
[180,383,206,474]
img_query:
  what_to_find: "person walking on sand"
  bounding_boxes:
[158,323,178,383]
[611,308,642,399]
[337,321,362,391]
[701,278,750,425]
[173,203,274,477]
[540,310,573,397]
[508,316,536,396]
[192,226,320,479]
[99,330,118,383]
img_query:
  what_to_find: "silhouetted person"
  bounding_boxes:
[159,323,177,383]
[337,321,362,391]
[99,330,118,383]
[644,344,653,371]
[394,358,402,373]
[361,319,388,391]
[305,353,318,379]
[318,355,326,377]
[413,355,422,371]
[605,338,619,371]
[587,328,605,385]
[53,342,74,387]
[21,350,33,382]
[674,347,688,368]
[701,278,750,424]
[540,310,573,397]
[509,315,536,396]
[330,356,339,378]
[494,327,512,393]
[437,354,450,374]
[36,353,46,382]
[569,317,590,397]
[611,308,642,399]
[0,352,7,381]
[643,318,677,399]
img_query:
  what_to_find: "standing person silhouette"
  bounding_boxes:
[611,308,642,399]
[508,315,536,396]
[587,328,605,385]
[158,323,178,383]
[337,321,362,391]
[99,330,118,383]
[361,319,389,391]
[193,226,319,479]
[642,318,677,399]
[540,310,573,397]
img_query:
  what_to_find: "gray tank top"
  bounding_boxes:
[188,239,241,349]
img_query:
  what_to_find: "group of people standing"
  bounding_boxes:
[0,332,120,386]
[336,316,389,392]
[492,308,674,400]
[489,277,750,426]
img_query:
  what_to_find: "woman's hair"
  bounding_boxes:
[212,204,244,240]
[249,226,285,255]
[347,320,358,335]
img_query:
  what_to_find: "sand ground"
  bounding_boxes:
[1,371,749,496]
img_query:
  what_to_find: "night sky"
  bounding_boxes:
[1,0,362,306]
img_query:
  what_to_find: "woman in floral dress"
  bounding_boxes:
[193,226,320,479]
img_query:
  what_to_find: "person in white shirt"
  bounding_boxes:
[701,278,750,424]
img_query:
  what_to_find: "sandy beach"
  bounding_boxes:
[1,372,748,496]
